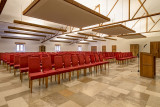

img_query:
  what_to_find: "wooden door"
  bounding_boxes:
[112,45,116,52]
[150,42,160,58]
[102,45,106,52]
[39,45,46,52]
[130,44,139,56]
[91,46,97,52]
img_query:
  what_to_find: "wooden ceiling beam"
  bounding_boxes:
[4,31,46,37]
[57,37,79,40]
[132,13,145,29]
[104,37,117,41]
[50,40,71,43]
[132,0,146,19]
[84,39,97,42]
[8,26,55,35]
[1,36,40,41]
[66,35,87,39]
[0,0,7,14]
[78,33,100,38]
[138,0,155,23]
[14,20,67,32]
[107,0,119,17]
[149,18,160,31]
[93,38,106,41]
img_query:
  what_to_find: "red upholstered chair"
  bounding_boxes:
[54,55,71,83]
[14,55,20,76]
[63,54,75,80]
[42,56,58,86]
[28,57,47,93]
[19,55,29,82]
[9,54,14,72]
[78,54,91,76]
[99,53,109,70]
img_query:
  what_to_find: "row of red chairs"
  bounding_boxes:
[0,52,109,93]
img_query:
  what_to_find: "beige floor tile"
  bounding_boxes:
[63,80,82,87]
[146,95,160,107]
[29,99,53,107]
[58,89,74,97]
[133,85,147,92]
[58,100,81,107]
[108,86,130,95]
[7,97,28,107]
[86,100,107,107]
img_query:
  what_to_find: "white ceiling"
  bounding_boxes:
[0,0,160,41]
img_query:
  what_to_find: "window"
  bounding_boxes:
[16,44,25,52]
[78,46,82,51]
[55,45,61,52]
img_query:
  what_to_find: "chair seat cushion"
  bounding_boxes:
[44,70,59,76]
[14,64,20,69]
[29,72,46,80]
[20,67,29,73]
[10,63,14,66]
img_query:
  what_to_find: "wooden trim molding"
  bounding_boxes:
[4,31,46,37]
[0,0,7,14]
[15,42,26,44]
[55,44,61,46]
[14,20,67,32]
[8,26,56,35]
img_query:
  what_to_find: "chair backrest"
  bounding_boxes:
[63,54,72,68]
[20,55,28,68]
[54,56,63,70]
[95,54,100,62]
[42,56,52,71]
[10,54,14,63]
[99,54,103,61]
[90,54,96,63]
[78,54,85,65]
[28,57,41,73]
[71,55,79,66]
[85,55,91,64]
[14,55,20,65]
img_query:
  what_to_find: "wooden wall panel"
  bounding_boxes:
[91,46,97,52]
[102,45,106,52]
[130,44,139,56]
[150,42,160,58]
[39,45,46,52]
[112,45,116,52]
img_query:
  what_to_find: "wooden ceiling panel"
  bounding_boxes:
[118,33,146,39]
[23,0,110,28]
[78,33,100,38]
[50,40,71,43]
[93,24,135,35]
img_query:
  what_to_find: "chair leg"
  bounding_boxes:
[64,73,66,79]
[58,74,60,84]
[14,69,16,76]
[43,78,44,84]
[72,71,74,76]
[69,72,71,81]
[77,70,79,79]
[20,72,23,82]
[9,66,11,72]
[108,63,109,72]
[96,66,98,74]
[7,64,8,71]
[50,76,52,82]
[45,77,48,88]
[84,69,86,76]
[105,64,106,70]
[39,78,41,86]
[55,75,56,81]
[30,80,33,93]
[62,73,63,80]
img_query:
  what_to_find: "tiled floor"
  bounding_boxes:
[0,59,160,107]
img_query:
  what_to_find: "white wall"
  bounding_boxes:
[0,38,88,52]
[88,36,160,53]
